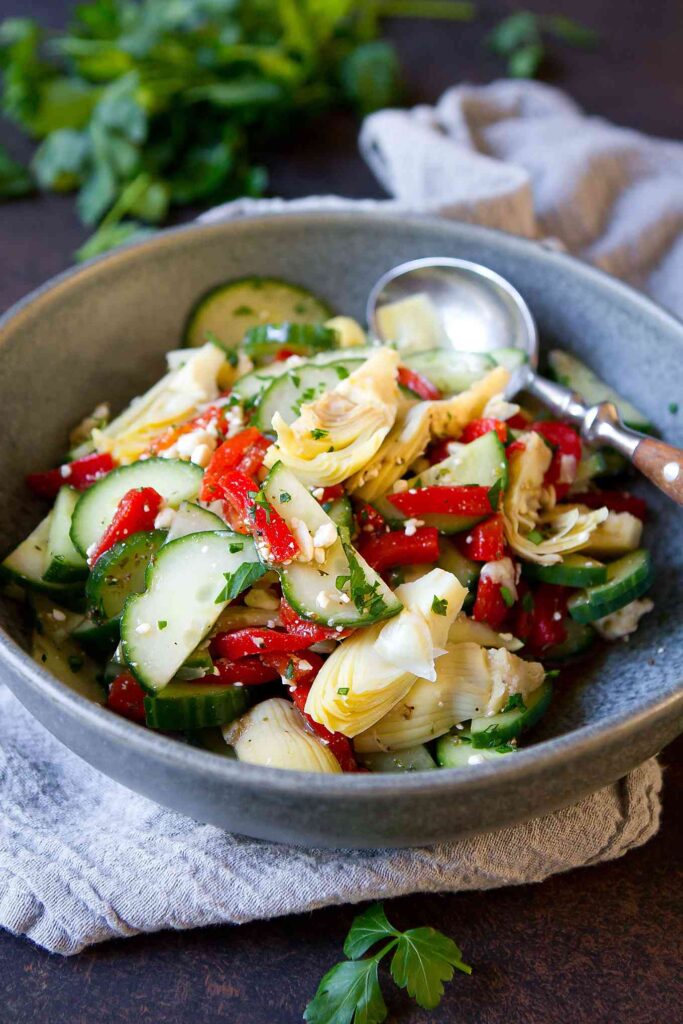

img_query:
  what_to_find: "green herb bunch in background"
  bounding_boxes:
[0,1,595,260]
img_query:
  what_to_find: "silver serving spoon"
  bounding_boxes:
[368,256,683,507]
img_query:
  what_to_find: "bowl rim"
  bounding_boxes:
[1,208,682,800]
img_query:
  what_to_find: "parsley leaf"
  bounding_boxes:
[304,958,387,1024]
[526,529,544,545]
[487,478,503,511]
[522,591,535,613]
[279,491,292,503]
[431,595,448,616]
[390,927,471,1009]
[502,693,526,713]
[304,903,470,1024]
[500,585,515,608]
[214,561,266,604]
[343,544,390,619]
[310,428,329,440]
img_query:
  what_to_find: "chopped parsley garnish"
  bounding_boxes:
[279,492,292,503]
[500,585,515,608]
[342,543,390,619]
[336,574,351,592]
[234,305,255,316]
[502,693,526,712]
[215,562,267,603]
[157,620,168,630]
[284,660,295,680]
[487,478,503,511]
[334,365,350,380]
[304,902,471,1023]
[545,669,561,681]
[526,529,544,545]
[337,687,350,696]
[310,428,329,440]
[522,591,535,613]
[431,595,448,615]
[289,372,301,388]
[229,541,244,553]
[248,487,272,523]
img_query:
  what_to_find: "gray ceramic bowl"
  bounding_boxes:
[1,212,682,849]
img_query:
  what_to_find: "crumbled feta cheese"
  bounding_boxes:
[483,393,520,421]
[176,429,216,459]
[552,611,562,621]
[313,547,326,564]
[404,518,424,537]
[298,660,312,672]
[224,404,245,438]
[291,517,314,562]
[191,443,213,468]
[468,754,485,765]
[316,591,331,609]
[480,557,518,599]
[392,479,409,493]
[558,454,577,485]
[60,464,72,478]
[311,487,325,501]
[135,622,152,634]
[593,598,654,641]
[313,523,337,549]
[52,609,66,622]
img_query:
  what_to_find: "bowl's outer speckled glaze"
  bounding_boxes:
[0,212,681,848]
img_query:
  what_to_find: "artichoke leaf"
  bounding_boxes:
[224,698,342,773]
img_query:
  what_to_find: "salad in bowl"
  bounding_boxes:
[1,276,655,775]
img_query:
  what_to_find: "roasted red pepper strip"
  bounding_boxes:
[26,452,115,499]
[210,627,313,661]
[357,526,439,573]
[427,439,453,465]
[275,347,296,361]
[217,468,299,563]
[461,419,509,444]
[506,411,532,431]
[318,484,345,503]
[355,502,387,537]
[280,598,346,643]
[199,427,269,504]
[107,672,146,723]
[211,656,280,686]
[264,652,359,773]
[515,583,568,655]
[458,514,506,561]
[531,420,581,500]
[397,365,441,400]
[148,395,233,455]
[89,486,163,565]
[571,490,647,522]
[472,576,509,631]
[388,485,495,518]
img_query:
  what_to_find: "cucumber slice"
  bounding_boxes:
[572,450,608,490]
[470,679,553,749]
[184,277,333,350]
[567,549,653,623]
[43,488,88,584]
[436,730,516,767]
[30,595,105,703]
[437,538,480,592]
[263,462,401,627]
[358,745,437,772]
[374,429,507,534]
[144,681,250,730]
[544,619,595,660]
[323,495,354,539]
[174,648,214,681]
[231,360,294,402]
[70,458,202,557]
[243,322,339,361]
[548,350,653,432]
[1,514,85,608]
[490,347,528,372]
[71,615,121,660]
[164,501,226,544]
[86,529,166,621]
[523,554,608,588]
[403,349,495,395]
[121,531,265,693]
[251,357,363,433]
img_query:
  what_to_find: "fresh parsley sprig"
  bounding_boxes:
[304,902,471,1024]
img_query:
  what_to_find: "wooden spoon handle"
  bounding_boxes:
[633,438,683,506]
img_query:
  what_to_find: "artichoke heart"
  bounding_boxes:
[224,698,342,773]
[354,643,545,753]
[264,347,400,487]
[348,365,510,501]
[92,342,227,463]
[305,568,466,738]
[502,432,607,565]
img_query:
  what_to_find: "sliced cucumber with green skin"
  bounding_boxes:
[263,462,401,627]
[242,322,339,361]
[374,429,507,534]
[185,727,236,757]
[251,357,363,433]
[1,514,85,608]
[358,744,437,772]
[437,538,480,592]
[43,487,88,584]
[144,681,250,730]
[184,276,333,350]
[324,495,354,539]
[122,531,265,693]
[231,360,293,402]
[568,549,653,624]
[164,501,226,544]
[71,615,121,660]
[572,450,608,490]
[490,347,528,372]
[174,648,214,681]
[403,349,495,395]
[70,458,202,557]
[470,679,553,749]
[544,619,595,661]
[548,350,654,433]
[436,730,516,767]
[30,594,105,702]
[86,529,166,621]
[523,554,608,588]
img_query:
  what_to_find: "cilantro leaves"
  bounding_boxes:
[304,902,471,1024]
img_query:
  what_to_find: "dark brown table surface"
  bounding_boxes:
[1,2,682,1021]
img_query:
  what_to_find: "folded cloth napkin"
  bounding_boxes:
[1,80,671,956]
